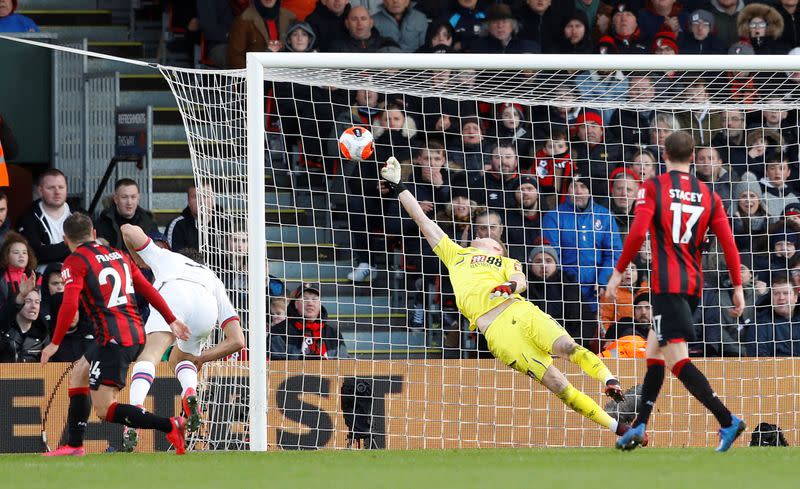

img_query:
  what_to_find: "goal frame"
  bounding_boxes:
[244,52,800,451]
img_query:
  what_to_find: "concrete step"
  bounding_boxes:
[153,124,187,140]
[152,141,189,158]
[150,158,192,176]
[152,107,182,125]
[283,280,389,298]
[150,192,188,210]
[21,10,112,26]
[265,224,330,243]
[87,57,157,75]
[119,90,176,107]
[88,41,144,58]
[151,176,193,193]
[153,207,306,227]
[332,311,407,329]
[266,243,338,262]
[41,25,130,41]
[119,73,169,91]
[342,327,426,352]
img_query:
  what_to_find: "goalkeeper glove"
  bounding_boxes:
[489,281,517,299]
[380,156,407,196]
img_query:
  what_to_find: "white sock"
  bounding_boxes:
[129,361,156,407]
[175,360,198,396]
[609,419,619,435]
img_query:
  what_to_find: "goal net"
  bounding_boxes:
[160,53,800,450]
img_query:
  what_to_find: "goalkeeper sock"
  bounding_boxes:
[129,361,155,407]
[107,402,173,433]
[673,359,733,428]
[556,384,616,432]
[175,360,198,396]
[568,345,614,384]
[633,359,665,427]
[66,387,91,447]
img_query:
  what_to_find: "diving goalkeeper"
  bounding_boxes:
[381,157,631,436]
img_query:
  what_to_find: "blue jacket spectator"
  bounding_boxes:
[542,174,622,310]
[0,0,39,33]
[371,0,428,52]
[745,277,800,356]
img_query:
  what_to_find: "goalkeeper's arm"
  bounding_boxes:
[381,157,446,250]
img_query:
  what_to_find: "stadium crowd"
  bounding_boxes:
[5,0,800,361]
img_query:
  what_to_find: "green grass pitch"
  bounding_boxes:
[2,448,796,489]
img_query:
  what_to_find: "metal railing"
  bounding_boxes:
[52,39,152,211]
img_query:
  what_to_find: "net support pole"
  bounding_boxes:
[246,52,268,451]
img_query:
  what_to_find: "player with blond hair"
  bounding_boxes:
[379,156,633,437]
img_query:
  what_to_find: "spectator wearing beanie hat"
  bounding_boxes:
[608,1,647,54]
[731,177,770,254]
[0,0,39,32]
[526,242,599,344]
[570,109,623,204]
[505,175,543,262]
[652,29,679,54]
[679,9,727,54]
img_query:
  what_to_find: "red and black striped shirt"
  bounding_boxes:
[615,170,742,297]
[52,242,177,347]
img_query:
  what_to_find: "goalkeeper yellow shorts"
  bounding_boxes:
[483,300,568,382]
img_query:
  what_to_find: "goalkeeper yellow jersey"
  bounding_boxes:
[433,236,524,330]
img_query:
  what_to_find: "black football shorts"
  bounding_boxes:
[84,342,143,391]
[650,293,700,346]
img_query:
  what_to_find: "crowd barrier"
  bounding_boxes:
[2,359,795,453]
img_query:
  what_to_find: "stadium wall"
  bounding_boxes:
[2,360,796,453]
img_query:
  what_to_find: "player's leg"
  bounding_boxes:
[124,331,174,451]
[483,303,626,435]
[168,295,216,432]
[539,364,627,435]
[616,329,663,450]
[528,303,624,401]
[44,356,92,456]
[657,294,744,451]
[551,335,623,401]
[91,344,187,454]
[129,332,175,406]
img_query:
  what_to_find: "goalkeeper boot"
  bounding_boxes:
[616,423,646,451]
[121,426,139,453]
[166,416,187,455]
[604,379,625,403]
[716,415,746,452]
[43,445,85,457]
[182,387,201,433]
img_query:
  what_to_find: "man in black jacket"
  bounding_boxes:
[17,169,73,267]
[165,184,212,251]
[94,178,158,249]
[0,281,49,363]
[306,0,350,52]
[329,6,400,52]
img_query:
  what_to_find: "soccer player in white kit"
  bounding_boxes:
[119,224,245,451]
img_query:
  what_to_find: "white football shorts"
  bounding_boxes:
[144,280,217,356]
